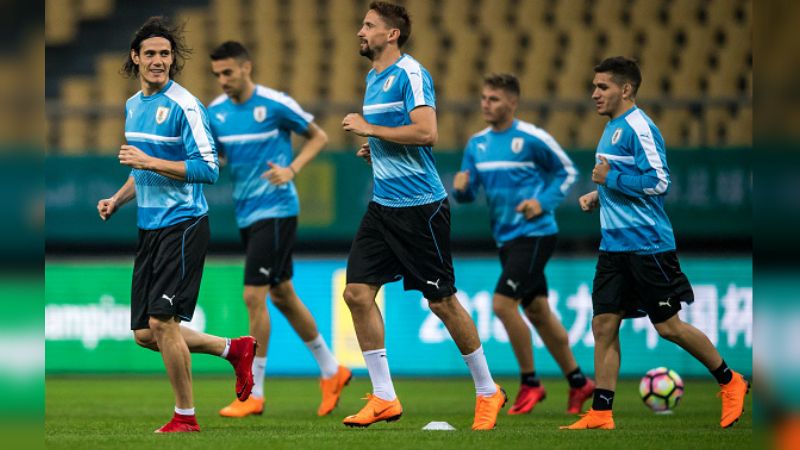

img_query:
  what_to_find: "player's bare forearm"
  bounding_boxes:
[146,158,188,181]
[369,106,437,146]
[290,123,328,173]
[113,177,136,206]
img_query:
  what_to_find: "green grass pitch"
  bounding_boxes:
[46,376,751,449]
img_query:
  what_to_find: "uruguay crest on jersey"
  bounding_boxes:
[155,106,170,124]
[253,106,267,122]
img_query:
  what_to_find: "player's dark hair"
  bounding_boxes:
[369,1,411,48]
[210,41,251,61]
[122,16,190,79]
[594,56,642,96]
[483,73,521,97]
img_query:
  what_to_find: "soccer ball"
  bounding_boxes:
[639,367,684,412]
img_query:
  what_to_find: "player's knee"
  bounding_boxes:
[591,315,617,343]
[524,297,549,326]
[269,282,293,310]
[146,316,172,335]
[492,298,515,319]
[243,289,266,310]
[343,285,370,310]
[655,320,683,342]
[133,329,158,351]
[427,296,456,318]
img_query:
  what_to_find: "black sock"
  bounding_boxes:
[592,388,615,411]
[566,367,588,388]
[711,360,733,385]
[521,371,541,387]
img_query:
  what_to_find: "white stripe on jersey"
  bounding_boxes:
[396,55,425,108]
[217,130,280,144]
[255,85,314,123]
[125,132,182,143]
[363,101,405,115]
[475,161,536,171]
[164,83,216,168]
[596,153,636,164]
[209,93,227,108]
[516,121,577,194]
[625,109,668,195]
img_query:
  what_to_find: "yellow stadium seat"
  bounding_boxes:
[97,116,125,154]
[79,0,114,20]
[211,0,245,43]
[46,0,78,45]
[727,105,752,147]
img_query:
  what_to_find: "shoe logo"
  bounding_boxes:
[162,294,175,306]
[658,298,672,308]
[259,267,272,278]
[372,405,391,417]
[599,394,613,404]
[724,367,731,374]
[426,278,440,289]
[506,279,520,292]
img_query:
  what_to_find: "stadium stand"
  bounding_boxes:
[46,0,752,153]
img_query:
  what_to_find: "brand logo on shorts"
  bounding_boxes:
[254,106,267,123]
[382,75,396,92]
[155,106,170,124]
[506,279,520,292]
[259,267,272,278]
[611,128,622,145]
[659,298,672,308]
[162,294,176,306]
[426,278,441,289]
[511,137,524,153]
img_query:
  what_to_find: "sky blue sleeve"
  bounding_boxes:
[452,142,480,203]
[605,130,669,197]
[530,137,576,212]
[180,102,219,184]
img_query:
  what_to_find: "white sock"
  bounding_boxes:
[251,356,266,399]
[363,348,396,401]
[220,338,231,359]
[463,346,497,397]
[175,406,195,416]
[304,334,340,378]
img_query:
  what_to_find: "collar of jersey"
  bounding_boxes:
[370,53,407,77]
[488,119,518,135]
[608,105,638,126]
[139,80,174,102]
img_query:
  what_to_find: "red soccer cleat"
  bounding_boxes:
[154,413,200,433]
[226,336,257,401]
[567,379,596,414]
[508,384,546,415]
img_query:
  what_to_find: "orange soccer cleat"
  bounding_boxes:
[508,384,546,415]
[560,408,615,430]
[342,394,403,428]
[718,370,750,428]
[318,366,353,416]
[472,384,507,430]
[219,396,265,418]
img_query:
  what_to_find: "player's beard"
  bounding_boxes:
[359,41,380,60]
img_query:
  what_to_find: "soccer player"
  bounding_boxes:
[452,73,595,415]
[340,2,506,431]
[562,57,749,430]
[96,17,256,433]
[207,41,351,417]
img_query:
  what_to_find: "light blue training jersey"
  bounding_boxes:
[208,85,312,228]
[453,119,577,246]
[596,106,676,253]
[362,54,447,207]
[124,80,219,230]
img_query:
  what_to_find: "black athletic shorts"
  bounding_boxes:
[131,215,210,330]
[494,234,558,308]
[346,199,456,300]
[239,216,296,286]
[592,250,695,324]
